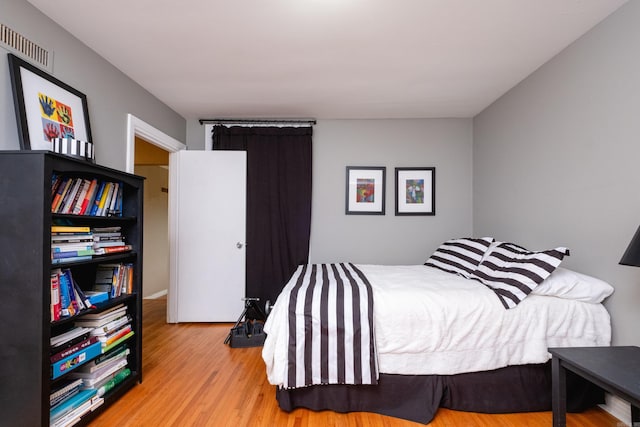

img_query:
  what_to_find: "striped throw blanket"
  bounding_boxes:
[284,263,378,389]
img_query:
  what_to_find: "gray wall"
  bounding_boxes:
[186,118,474,266]
[1,0,186,170]
[473,1,640,345]
[310,119,473,265]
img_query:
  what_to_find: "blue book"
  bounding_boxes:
[49,388,97,421]
[84,290,109,305]
[51,340,102,380]
[52,245,93,253]
[57,269,72,317]
[52,255,93,265]
[52,249,95,259]
[89,181,106,216]
[62,270,77,313]
[115,182,124,216]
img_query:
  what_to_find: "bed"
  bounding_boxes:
[261,238,614,424]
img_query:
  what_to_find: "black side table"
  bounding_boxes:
[550,346,640,427]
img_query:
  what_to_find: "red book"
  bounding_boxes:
[78,178,98,215]
[103,325,133,346]
[101,245,133,254]
[50,271,61,322]
[50,335,100,363]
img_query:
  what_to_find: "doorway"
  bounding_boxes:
[134,138,170,299]
[125,114,186,320]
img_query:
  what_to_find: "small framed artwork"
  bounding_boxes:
[345,166,386,215]
[8,53,93,151]
[395,167,435,216]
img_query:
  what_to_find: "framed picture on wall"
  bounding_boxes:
[395,167,435,216]
[8,53,93,151]
[345,166,386,215]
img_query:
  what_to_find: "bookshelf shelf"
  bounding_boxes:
[0,151,144,427]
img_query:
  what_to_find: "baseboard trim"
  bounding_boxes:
[600,393,630,426]
[144,289,168,300]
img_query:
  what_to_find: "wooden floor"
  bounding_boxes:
[91,298,622,427]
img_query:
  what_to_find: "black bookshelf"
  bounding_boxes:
[0,151,144,426]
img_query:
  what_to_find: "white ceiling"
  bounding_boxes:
[28,0,627,120]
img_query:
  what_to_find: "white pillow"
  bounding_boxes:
[531,267,614,303]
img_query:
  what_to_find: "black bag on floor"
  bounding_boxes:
[229,319,266,348]
[225,298,267,348]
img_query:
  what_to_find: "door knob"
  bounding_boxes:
[236,242,244,249]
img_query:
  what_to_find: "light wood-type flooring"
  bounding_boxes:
[90,298,622,427]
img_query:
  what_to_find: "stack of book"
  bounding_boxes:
[49,330,104,426]
[68,345,132,394]
[49,387,103,427]
[74,304,135,354]
[51,226,95,264]
[50,327,102,380]
[50,364,131,426]
[94,263,134,297]
[51,174,124,217]
[92,226,132,255]
[51,268,94,320]
[47,304,135,426]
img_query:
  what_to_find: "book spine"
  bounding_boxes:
[50,271,61,322]
[50,387,80,408]
[51,341,102,379]
[107,182,119,216]
[52,177,72,213]
[86,291,109,305]
[52,255,93,265]
[102,331,134,353]
[61,178,82,214]
[51,226,92,233]
[102,326,132,346]
[71,179,90,215]
[51,173,61,198]
[97,182,113,216]
[101,245,133,254]
[87,314,131,335]
[63,270,78,316]
[50,379,83,403]
[125,264,133,294]
[89,345,128,367]
[58,270,72,318]
[50,336,100,363]
[89,181,106,216]
[72,279,92,309]
[52,249,95,259]
[115,182,124,216]
[49,388,97,422]
[96,368,131,397]
[78,178,98,215]
[52,244,94,252]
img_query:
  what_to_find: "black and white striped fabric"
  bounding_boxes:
[471,242,570,309]
[285,263,378,389]
[52,138,94,162]
[424,237,494,278]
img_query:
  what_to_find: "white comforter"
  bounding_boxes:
[263,265,611,386]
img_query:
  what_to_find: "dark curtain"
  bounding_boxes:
[213,126,312,312]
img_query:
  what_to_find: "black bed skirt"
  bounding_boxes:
[276,362,604,424]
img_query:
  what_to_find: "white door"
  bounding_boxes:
[168,150,246,322]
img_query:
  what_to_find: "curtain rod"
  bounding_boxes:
[199,118,316,125]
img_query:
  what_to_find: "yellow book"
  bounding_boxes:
[97,182,113,216]
[51,225,91,233]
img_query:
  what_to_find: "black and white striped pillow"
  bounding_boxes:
[472,242,570,309]
[425,237,495,278]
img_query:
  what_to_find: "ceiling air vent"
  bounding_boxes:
[1,23,52,71]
